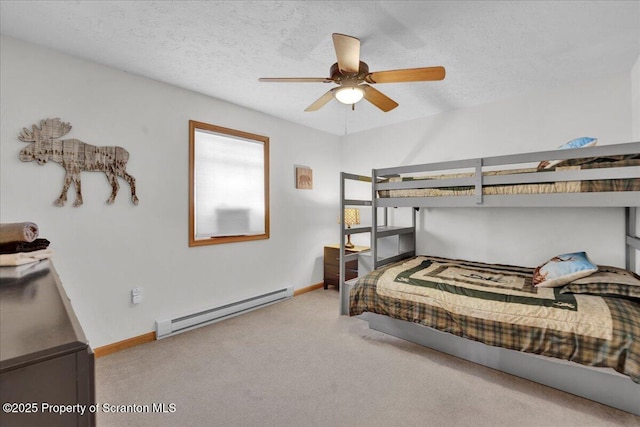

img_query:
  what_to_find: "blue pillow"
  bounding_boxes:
[559,137,598,150]
[538,137,598,169]
[533,252,598,288]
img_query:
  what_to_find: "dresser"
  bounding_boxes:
[0,260,95,427]
[323,244,370,289]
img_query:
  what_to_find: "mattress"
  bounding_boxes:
[349,255,640,383]
[378,154,640,198]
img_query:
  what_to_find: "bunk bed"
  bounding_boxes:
[338,141,640,415]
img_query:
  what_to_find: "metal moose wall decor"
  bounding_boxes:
[18,118,139,207]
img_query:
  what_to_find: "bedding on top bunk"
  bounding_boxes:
[377,154,640,198]
[349,255,640,383]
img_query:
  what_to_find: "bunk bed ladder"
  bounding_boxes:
[339,172,372,315]
[371,169,417,271]
[339,170,417,314]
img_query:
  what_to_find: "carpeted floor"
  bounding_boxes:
[95,289,639,426]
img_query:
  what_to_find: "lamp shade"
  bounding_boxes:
[344,208,361,227]
[335,86,364,105]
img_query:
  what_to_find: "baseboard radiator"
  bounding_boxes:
[156,286,293,339]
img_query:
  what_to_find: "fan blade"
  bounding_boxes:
[259,77,333,83]
[361,84,398,112]
[365,66,445,84]
[332,33,360,74]
[305,88,339,112]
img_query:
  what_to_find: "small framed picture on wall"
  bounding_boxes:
[295,165,313,190]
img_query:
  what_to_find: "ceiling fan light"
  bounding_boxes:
[335,86,364,104]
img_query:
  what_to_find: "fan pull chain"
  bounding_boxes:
[344,105,348,135]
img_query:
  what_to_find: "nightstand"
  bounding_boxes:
[323,244,370,289]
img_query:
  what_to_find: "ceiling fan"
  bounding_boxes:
[259,33,445,112]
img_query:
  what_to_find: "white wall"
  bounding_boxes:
[342,73,634,269]
[0,36,341,348]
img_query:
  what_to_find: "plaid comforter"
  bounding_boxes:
[349,256,640,383]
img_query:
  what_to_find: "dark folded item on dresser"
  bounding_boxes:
[0,238,50,255]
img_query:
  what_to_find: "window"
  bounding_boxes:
[189,120,269,246]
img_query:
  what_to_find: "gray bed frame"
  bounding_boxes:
[338,141,640,415]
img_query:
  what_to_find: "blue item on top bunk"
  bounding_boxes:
[538,137,598,169]
[560,137,598,149]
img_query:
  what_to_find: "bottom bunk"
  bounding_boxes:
[349,255,640,415]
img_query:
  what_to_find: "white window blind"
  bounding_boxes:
[194,129,266,238]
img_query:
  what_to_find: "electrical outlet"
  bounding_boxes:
[131,287,143,304]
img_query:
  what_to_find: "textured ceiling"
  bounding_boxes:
[1,1,639,135]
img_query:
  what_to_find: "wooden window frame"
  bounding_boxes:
[189,120,270,247]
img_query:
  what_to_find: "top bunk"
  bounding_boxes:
[373,141,640,208]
